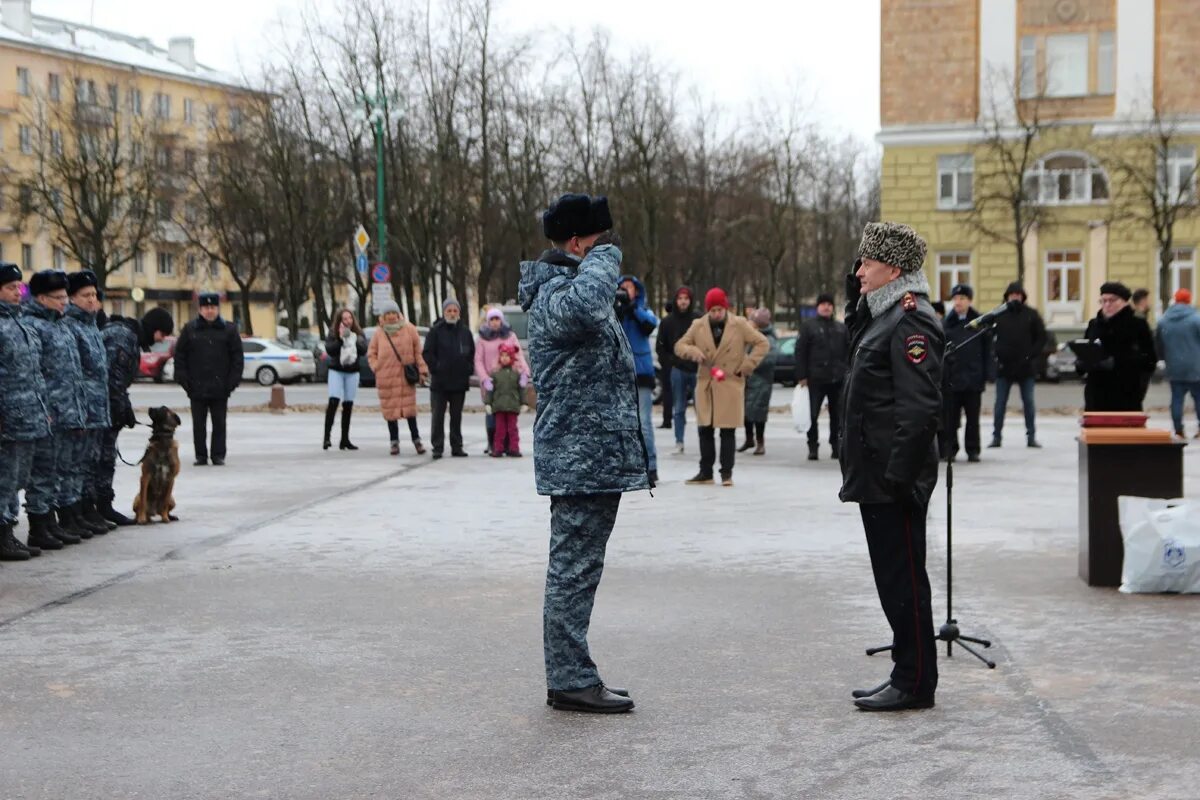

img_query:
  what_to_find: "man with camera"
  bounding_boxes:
[616,274,659,486]
[518,193,646,714]
[840,222,943,712]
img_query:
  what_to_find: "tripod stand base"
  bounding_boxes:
[865,620,996,669]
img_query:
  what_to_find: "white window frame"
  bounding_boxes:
[134,250,145,274]
[155,92,171,120]
[186,253,197,276]
[1044,249,1085,323]
[18,124,31,154]
[183,98,195,124]
[937,154,974,210]
[52,246,65,270]
[48,73,60,102]
[17,67,30,97]
[936,252,973,303]
[1168,247,1197,297]
[1096,31,1115,95]
[1025,151,1109,206]
[21,244,33,271]
[1044,33,1089,98]
[1019,36,1038,99]
[1161,145,1198,205]
[128,88,143,117]
[157,252,175,276]
[209,258,220,278]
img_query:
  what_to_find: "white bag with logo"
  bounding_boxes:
[1117,496,1200,593]
[792,385,810,434]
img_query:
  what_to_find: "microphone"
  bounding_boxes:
[966,300,1018,330]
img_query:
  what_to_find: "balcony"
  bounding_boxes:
[72,103,115,128]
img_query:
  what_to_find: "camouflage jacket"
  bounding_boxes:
[102,316,141,429]
[64,304,112,431]
[0,299,51,442]
[518,245,649,496]
[22,299,86,431]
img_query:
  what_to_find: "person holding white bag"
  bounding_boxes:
[324,308,367,451]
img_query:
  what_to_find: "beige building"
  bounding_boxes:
[880,0,1200,332]
[0,0,274,334]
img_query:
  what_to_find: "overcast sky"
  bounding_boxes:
[37,0,881,145]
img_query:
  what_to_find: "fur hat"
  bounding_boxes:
[705,287,728,311]
[67,270,98,295]
[0,262,22,287]
[141,307,174,340]
[816,292,835,307]
[198,291,220,307]
[542,193,612,242]
[858,222,927,274]
[950,283,974,300]
[1100,281,1132,301]
[29,270,68,295]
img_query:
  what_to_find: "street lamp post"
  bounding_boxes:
[373,79,387,265]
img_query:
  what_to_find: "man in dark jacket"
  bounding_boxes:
[65,270,114,535]
[940,284,991,463]
[1078,282,1157,412]
[656,286,700,454]
[422,298,476,459]
[518,193,642,715]
[173,292,243,466]
[839,222,943,712]
[797,292,849,460]
[617,274,659,485]
[990,281,1046,449]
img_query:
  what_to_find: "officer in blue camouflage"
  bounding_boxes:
[518,193,648,714]
[63,270,114,538]
[0,263,52,560]
[21,270,87,549]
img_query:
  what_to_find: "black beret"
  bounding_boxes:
[67,270,98,295]
[1100,281,1132,301]
[950,283,974,300]
[0,262,21,287]
[29,270,68,295]
[816,292,835,306]
[198,292,220,307]
[542,193,612,242]
[141,307,174,337]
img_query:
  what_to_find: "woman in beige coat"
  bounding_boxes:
[674,287,769,486]
[367,301,429,455]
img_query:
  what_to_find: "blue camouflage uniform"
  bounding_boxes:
[0,298,51,524]
[63,303,110,508]
[96,317,141,505]
[21,298,86,516]
[518,243,649,692]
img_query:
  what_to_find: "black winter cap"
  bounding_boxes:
[950,283,974,300]
[0,262,21,287]
[67,270,98,295]
[1100,281,1132,301]
[1004,281,1027,302]
[141,307,174,338]
[543,193,613,242]
[816,292,835,306]
[29,270,68,295]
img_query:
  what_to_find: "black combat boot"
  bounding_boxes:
[78,499,113,533]
[323,398,338,450]
[808,443,819,461]
[98,500,134,527]
[27,513,64,551]
[58,506,94,540]
[0,523,32,561]
[339,402,358,450]
[46,511,82,544]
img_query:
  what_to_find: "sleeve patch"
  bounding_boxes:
[905,333,929,364]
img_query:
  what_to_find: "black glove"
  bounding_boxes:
[845,263,862,301]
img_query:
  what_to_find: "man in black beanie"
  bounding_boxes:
[990,281,1046,449]
[1078,281,1157,411]
[940,283,991,463]
[796,291,848,460]
[173,292,242,465]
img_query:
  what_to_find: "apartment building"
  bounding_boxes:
[879,0,1199,330]
[0,0,274,333]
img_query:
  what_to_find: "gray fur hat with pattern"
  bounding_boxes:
[858,222,928,274]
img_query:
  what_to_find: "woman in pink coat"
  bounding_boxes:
[475,308,529,454]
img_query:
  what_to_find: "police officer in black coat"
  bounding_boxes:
[839,222,943,712]
[940,284,992,463]
[1078,282,1157,412]
[173,292,243,466]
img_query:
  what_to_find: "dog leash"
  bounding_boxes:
[115,417,153,468]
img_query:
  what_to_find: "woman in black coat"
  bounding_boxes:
[324,308,368,450]
[1079,283,1157,412]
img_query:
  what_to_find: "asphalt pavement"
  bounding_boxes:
[1,410,1197,798]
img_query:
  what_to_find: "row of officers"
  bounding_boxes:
[0,265,175,560]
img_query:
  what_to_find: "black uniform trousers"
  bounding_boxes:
[430,390,466,454]
[860,502,938,697]
[807,382,843,448]
[698,426,735,477]
[941,389,982,458]
[191,397,228,461]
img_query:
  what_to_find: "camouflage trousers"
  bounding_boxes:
[91,428,122,504]
[543,493,622,691]
[0,439,37,524]
[56,429,99,508]
[24,434,65,516]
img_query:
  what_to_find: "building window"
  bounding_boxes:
[134,250,145,274]
[184,98,195,124]
[53,246,65,270]
[50,189,63,213]
[1019,36,1037,99]
[17,67,30,97]
[21,244,32,271]
[50,129,62,156]
[1096,31,1115,96]
[18,184,33,214]
[18,125,31,154]
[1169,248,1197,297]
[229,106,242,131]
[154,92,171,119]
[48,73,60,102]
[157,252,174,276]
[936,253,972,302]
[1044,33,1089,98]
[937,154,973,210]
[184,149,196,170]
[186,253,197,276]
[1045,249,1084,307]
[209,257,220,278]
[156,199,174,221]
[128,88,143,117]
[156,147,173,169]
[1025,152,1109,206]
[1162,146,1198,204]
[110,299,125,316]
[74,78,97,106]
[207,104,219,129]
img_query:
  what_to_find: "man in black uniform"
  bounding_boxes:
[839,222,943,712]
[940,284,991,463]
[797,292,848,460]
[173,293,243,466]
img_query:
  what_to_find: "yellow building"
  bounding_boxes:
[879,0,1200,332]
[0,0,275,334]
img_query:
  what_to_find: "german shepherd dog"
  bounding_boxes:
[132,406,182,524]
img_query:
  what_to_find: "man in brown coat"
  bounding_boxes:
[675,287,769,486]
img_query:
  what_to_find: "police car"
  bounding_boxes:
[241,338,317,385]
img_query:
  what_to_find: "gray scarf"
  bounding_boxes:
[866,270,932,318]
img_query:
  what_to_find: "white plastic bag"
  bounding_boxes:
[792,385,810,434]
[1117,496,1200,593]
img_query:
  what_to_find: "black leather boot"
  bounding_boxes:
[47,511,82,544]
[27,514,64,551]
[549,684,634,713]
[323,398,338,450]
[0,523,32,561]
[339,402,358,450]
[808,443,819,461]
[98,500,134,527]
[78,500,112,534]
[60,505,94,539]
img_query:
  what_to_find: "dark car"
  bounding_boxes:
[773,335,798,386]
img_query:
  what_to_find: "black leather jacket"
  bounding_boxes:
[797,315,849,385]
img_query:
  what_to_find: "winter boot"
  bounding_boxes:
[737,436,756,453]
[339,402,358,450]
[27,514,64,551]
[57,506,92,540]
[81,498,115,532]
[47,511,82,545]
[68,503,103,537]
[99,500,134,527]
[323,398,339,450]
[808,443,819,461]
[754,437,765,456]
[0,523,32,561]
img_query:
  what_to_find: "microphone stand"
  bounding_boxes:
[866,318,996,669]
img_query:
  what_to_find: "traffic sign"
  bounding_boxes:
[354,225,370,253]
[371,283,395,315]
[371,262,391,283]
[356,253,368,274]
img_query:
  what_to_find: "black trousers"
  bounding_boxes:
[941,389,982,458]
[190,397,228,461]
[430,390,465,454]
[698,426,735,477]
[387,418,421,443]
[660,375,672,425]
[808,382,843,447]
[860,502,938,697]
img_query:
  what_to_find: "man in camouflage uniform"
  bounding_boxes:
[0,263,51,560]
[839,222,944,712]
[63,270,113,538]
[22,270,87,550]
[518,193,647,714]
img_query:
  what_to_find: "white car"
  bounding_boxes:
[242,338,317,386]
